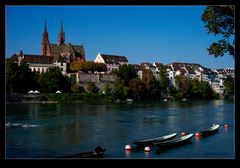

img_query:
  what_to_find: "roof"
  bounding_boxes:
[100,53,128,64]
[171,62,214,75]
[10,54,66,64]
[50,43,85,57]
[140,62,155,69]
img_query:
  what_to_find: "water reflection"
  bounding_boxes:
[125,150,131,158]
[144,151,151,158]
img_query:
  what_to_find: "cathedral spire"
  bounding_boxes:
[44,19,47,33]
[58,20,65,46]
[41,19,50,56]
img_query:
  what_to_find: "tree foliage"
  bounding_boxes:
[224,76,234,98]
[128,78,144,101]
[70,61,107,73]
[37,67,70,93]
[201,5,234,57]
[159,64,169,92]
[6,59,38,93]
[113,64,137,85]
[142,69,161,99]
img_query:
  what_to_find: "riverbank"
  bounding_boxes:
[6,92,232,104]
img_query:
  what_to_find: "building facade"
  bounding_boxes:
[94,53,128,72]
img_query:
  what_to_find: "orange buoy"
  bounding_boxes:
[224,124,228,128]
[144,146,151,152]
[195,132,200,137]
[181,132,186,136]
[125,144,132,150]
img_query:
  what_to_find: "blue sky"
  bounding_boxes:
[6,5,234,69]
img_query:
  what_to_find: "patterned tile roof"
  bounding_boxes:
[50,43,85,57]
[100,53,128,64]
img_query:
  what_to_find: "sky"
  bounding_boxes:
[5,5,234,70]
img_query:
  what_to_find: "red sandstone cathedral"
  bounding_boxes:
[10,20,85,74]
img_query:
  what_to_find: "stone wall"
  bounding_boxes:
[78,73,117,90]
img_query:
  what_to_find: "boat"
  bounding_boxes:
[199,124,220,137]
[132,133,178,146]
[60,146,106,158]
[153,133,194,147]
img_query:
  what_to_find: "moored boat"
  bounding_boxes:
[60,146,106,158]
[199,124,220,137]
[132,133,178,146]
[153,133,194,147]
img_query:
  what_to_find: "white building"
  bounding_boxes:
[94,53,128,72]
[10,50,67,75]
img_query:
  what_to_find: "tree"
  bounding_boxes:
[38,67,70,93]
[174,75,191,98]
[201,6,234,57]
[191,78,202,99]
[86,82,99,93]
[224,76,234,98]
[200,81,214,99]
[71,84,79,93]
[70,60,107,73]
[142,69,161,99]
[113,79,129,100]
[114,64,137,85]
[6,59,38,93]
[128,78,144,101]
[6,59,19,93]
[101,82,113,95]
[159,64,168,92]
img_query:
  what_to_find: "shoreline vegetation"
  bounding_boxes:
[6,92,232,104]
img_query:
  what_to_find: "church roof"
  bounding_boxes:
[49,43,85,57]
[10,54,66,64]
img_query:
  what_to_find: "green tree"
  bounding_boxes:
[128,78,144,101]
[101,82,113,95]
[174,75,191,98]
[114,64,137,85]
[71,84,79,93]
[113,79,129,100]
[224,76,234,98]
[191,78,202,99]
[38,67,70,93]
[86,82,99,93]
[6,59,38,93]
[200,81,214,99]
[159,64,168,92]
[142,69,161,99]
[201,5,234,57]
[6,59,19,93]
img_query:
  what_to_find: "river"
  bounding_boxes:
[6,100,235,159]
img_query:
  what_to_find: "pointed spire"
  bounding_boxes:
[44,19,47,33]
[60,20,63,33]
[19,49,23,55]
[58,20,65,46]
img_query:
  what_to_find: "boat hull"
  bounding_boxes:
[133,133,178,146]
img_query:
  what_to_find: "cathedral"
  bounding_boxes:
[10,20,85,74]
[41,20,85,62]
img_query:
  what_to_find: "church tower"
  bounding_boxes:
[41,19,51,56]
[57,21,65,46]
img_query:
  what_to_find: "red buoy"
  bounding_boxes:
[181,132,186,136]
[224,124,228,128]
[195,132,200,137]
[125,144,132,150]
